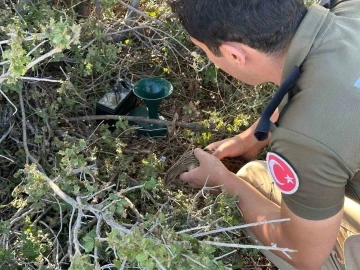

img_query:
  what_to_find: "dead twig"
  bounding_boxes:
[62,115,220,132]
[118,0,162,25]
[201,240,296,259]
[124,0,141,26]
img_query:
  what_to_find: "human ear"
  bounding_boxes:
[220,43,246,67]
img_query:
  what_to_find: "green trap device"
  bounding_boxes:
[128,78,173,137]
[96,77,173,137]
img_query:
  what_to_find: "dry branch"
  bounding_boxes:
[191,218,291,238]
[118,0,162,25]
[201,240,296,256]
[63,115,220,132]
[124,0,141,26]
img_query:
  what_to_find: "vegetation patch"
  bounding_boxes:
[0,0,316,269]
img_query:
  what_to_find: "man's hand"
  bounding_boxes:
[207,109,280,160]
[206,124,268,160]
[179,148,231,189]
[206,134,261,160]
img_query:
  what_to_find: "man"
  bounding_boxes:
[170,0,360,269]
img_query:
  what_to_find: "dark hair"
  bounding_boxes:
[170,0,307,56]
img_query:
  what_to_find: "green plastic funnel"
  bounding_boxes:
[133,78,173,119]
[128,78,173,136]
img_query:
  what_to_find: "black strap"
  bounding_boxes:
[319,0,331,8]
[254,66,300,141]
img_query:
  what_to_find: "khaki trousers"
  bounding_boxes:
[237,161,360,270]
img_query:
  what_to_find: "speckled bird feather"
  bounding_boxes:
[164,149,246,186]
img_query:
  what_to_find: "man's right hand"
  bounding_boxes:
[206,128,267,160]
[207,109,279,160]
[206,108,280,160]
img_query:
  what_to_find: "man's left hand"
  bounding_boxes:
[179,148,231,189]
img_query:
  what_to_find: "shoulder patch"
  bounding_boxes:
[266,152,299,194]
[354,77,360,89]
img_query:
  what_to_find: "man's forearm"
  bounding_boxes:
[220,172,293,263]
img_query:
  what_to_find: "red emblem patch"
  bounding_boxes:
[266,152,299,194]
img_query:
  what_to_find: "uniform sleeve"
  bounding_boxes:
[330,0,360,17]
[270,127,351,220]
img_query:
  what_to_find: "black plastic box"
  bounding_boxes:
[96,78,137,116]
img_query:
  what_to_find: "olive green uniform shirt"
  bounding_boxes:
[270,1,360,220]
